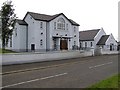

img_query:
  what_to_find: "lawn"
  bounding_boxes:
[88,74,120,89]
[0,48,16,53]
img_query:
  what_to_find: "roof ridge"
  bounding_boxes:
[80,29,100,32]
[28,11,53,17]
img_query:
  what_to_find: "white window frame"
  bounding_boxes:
[57,18,65,30]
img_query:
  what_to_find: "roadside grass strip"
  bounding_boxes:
[0,49,16,53]
[88,74,120,88]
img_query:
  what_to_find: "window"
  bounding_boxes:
[40,22,43,29]
[41,32,43,35]
[57,18,65,30]
[91,42,93,47]
[85,42,87,47]
[74,27,76,32]
[40,39,43,46]
[15,28,17,36]
[54,39,57,49]
[74,41,76,45]
[66,24,68,30]
[74,35,76,37]
[30,16,32,19]
[54,22,56,29]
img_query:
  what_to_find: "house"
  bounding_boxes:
[97,34,118,51]
[79,28,106,50]
[7,12,80,52]
[79,28,117,51]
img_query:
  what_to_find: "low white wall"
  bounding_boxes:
[1,51,93,65]
[101,50,118,55]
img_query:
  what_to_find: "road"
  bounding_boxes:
[2,54,118,88]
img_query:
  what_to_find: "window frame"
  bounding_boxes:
[40,22,43,29]
[57,18,65,30]
[91,42,93,47]
[85,42,87,47]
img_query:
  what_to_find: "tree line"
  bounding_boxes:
[0,0,16,49]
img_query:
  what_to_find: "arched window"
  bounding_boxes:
[57,18,65,30]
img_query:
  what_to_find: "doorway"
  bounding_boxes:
[110,44,114,51]
[60,39,68,50]
[31,44,35,51]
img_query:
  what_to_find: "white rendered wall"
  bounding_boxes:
[34,20,46,51]
[49,14,79,50]
[11,23,27,52]
[105,34,118,50]
[80,41,94,48]
[24,14,36,51]
[25,14,47,51]
[2,51,93,65]
[94,28,106,48]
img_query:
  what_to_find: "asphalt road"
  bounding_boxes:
[2,54,118,88]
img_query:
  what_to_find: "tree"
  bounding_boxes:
[0,0,16,49]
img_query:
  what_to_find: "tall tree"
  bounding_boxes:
[0,0,16,49]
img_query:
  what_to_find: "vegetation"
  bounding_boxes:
[0,0,16,49]
[88,74,120,89]
[0,48,16,53]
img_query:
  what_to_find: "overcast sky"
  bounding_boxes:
[0,0,119,41]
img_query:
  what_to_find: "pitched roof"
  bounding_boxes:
[79,29,100,41]
[16,19,28,25]
[28,12,57,21]
[25,12,79,26]
[97,35,110,45]
[69,19,79,26]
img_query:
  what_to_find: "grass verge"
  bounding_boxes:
[88,74,120,89]
[0,48,16,53]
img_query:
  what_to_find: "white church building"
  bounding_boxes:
[7,12,80,52]
[79,28,118,51]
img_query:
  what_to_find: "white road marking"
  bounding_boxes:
[2,72,68,88]
[89,62,113,69]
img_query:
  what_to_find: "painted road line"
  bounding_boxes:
[89,62,113,69]
[2,72,68,88]
[2,60,85,75]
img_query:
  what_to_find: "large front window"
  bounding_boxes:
[57,18,65,30]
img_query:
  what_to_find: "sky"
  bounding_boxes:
[0,0,119,41]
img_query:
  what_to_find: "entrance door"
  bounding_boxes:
[31,44,35,51]
[110,44,114,51]
[60,40,68,50]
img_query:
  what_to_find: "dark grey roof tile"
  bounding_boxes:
[16,19,28,25]
[26,12,79,26]
[97,35,110,45]
[79,29,100,41]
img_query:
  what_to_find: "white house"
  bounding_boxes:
[79,28,106,50]
[7,12,80,52]
[79,28,117,51]
[97,34,118,51]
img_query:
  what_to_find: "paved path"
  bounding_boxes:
[2,54,118,88]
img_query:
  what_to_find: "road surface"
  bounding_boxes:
[2,54,118,88]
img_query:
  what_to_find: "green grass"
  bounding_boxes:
[88,74,120,89]
[0,48,16,53]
